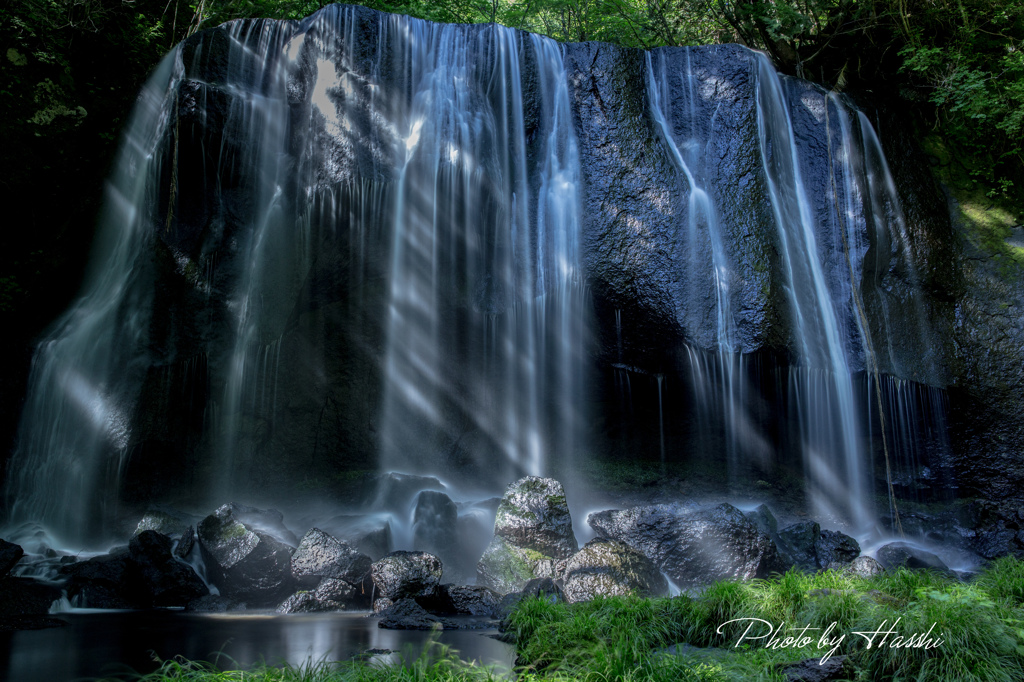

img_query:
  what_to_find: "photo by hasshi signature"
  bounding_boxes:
[718,617,946,664]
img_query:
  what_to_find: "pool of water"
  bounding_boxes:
[0,610,514,681]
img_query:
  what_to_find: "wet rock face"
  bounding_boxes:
[478,477,578,594]
[816,530,860,566]
[588,503,784,588]
[945,200,1024,507]
[563,538,668,603]
[439,585,500,616]
[133,509,196,538]
[564,42,784,364]
[291,528,372,587]
[476,534,555,595]
[0,539,24,576]
[60,532,208,608]
[493,477,578,559]
[776,523,861,570]
[197,505,295,605]
[129,530,209,607]
[829,555,883,578]
[377,598,449,630]
[876,542,951,574]
[370,551,442,601]
[276,577,360,613]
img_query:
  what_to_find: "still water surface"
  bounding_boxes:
[1,610,513,681]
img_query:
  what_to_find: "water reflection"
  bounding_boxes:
[0,611,513,681]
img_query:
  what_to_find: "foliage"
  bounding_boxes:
[92,558,1024,682]
[507,560,1024,681]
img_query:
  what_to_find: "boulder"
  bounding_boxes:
[562,538,668,603]
[744,505,779,535]
[291,528,372,587]
[377,598,451,630]
[133,509,195,538]
[744,505,798,568]
[275,580,357,614]
[826,555,884,578]
[0,576,63,617]
[439,584,500,616]
[477,535,562,595]
[494,591,525,621]
[224,503,298,546]
[778,522,820,570]
[493,477,578,559]
[277,592,323,613]
[1,539,24,576]
[815,530,860,567]
[129,530,209,606]
[197,504,295,605]
[876,543,952,574]
[848,555,884,577]
[588,503,784,588]
[60,548,137,608]
[418,584,500,616]
[371,551,442,601]
[522,577,565,601]
[197,505,260,569]
[477,476,578,594]
[315,576,359,603]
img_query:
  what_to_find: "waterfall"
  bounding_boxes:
[2,6,948,546]
[753,55,883,531]
[3,50,184,543]
[375,21,585,485]
[647,49,768,480]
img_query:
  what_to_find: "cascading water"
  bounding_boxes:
[824,92,953,517]
[1,4,953,555]
[646,49,768,477]
[3,51,183,543]
[377,22,586,486]
[3,6,587,547]
[754,54,872,531]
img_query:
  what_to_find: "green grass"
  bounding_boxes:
[105,559,1024,682]
[507,562,1024,681]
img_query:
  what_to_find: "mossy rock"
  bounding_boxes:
[493,476,578,560]
[562,538,668,603]
[476,535,559,595]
